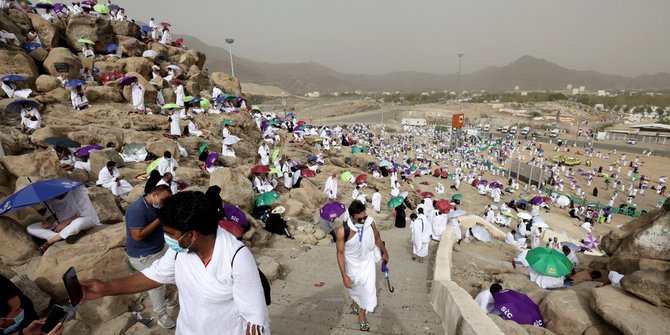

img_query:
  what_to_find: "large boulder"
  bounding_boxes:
[65,14,117,54]
[608,210,670,274]
[110,20,140,38]
[601,209,664,255]
[43,47,83,79]
[209,168,255,212]
[85,85,125,103]
[620,269,670,308]
[0,217,39,266]
[0,150,62,179]
[0,49,40,83]
[6,8,32,36]
[89,148,124,180]
[27,13,60,48]
[210,72,242,95]
[144,139,178,162]
[117,35,146,57]
[591,285,670,335]
[489,315,557,335]
[86,187,123,224]
[35,74,61,93]
[93,60,125,74]
[119,57,153,78]
[0,10,26,45]
[35,87,70,105]
[185,72,209,96]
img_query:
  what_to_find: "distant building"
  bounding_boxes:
[579,86,586,92]
[305,91,320,98]
[401,118,427,126]
[572,88,580,95]
[597,90,606,97]
[514,86,520,91]
[567,84,573,90]
[594,104,605,110]
[521,91,528,96]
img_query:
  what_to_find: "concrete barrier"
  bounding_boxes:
[430,223,505,335]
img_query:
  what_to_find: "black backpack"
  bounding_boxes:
[231,246,272,306]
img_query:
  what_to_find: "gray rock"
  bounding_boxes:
[0,217,39,266]
[591,285,670,335]
[12,275,51,315]
[86,187,123,224]
[209,168,255,212]
[620,269,670,307]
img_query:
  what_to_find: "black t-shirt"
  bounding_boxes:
[0,275,38,333]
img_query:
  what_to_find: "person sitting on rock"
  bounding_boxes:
[264,206,293,238]
[26,185,101,252]
[157,151,179,180]
[96,160,133,199]
[82,44,95,58]
[474,283,502,314]
[80,68,95,82]
[156,172,178,194]
[70,85,89,111]
[0,29,20,46]
[19,103,41,134]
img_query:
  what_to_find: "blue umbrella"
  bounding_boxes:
[140,25,154,32]
[0,179,84,216]
[106,43,118,53]
[45,137,81,148]
[64,79,86,87]
[23,41,42,53]
[1,74,26,82]
[4,99,39,113]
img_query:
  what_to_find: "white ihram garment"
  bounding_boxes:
[344,217,378,312]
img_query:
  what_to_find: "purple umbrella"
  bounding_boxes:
[293,125,302,132]
[479,179,488,185]
[223,204,249,227]
[290,160,300,167]
[582,234,598,249]
[530,196,544,205]
[494,289,545,327]
[75,144,104,157]
[205,152,219,168]
[119,76,138,86]
[320,201,346,220]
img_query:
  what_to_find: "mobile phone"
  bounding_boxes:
[62,267,83,306]
[41,305,66,333]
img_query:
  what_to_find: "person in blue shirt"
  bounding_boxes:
[125,184,176,329]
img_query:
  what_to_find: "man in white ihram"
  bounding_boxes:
[323,173,338,200]
[96,161,133,199]
[336,201,389,332]
[26,184,100,252]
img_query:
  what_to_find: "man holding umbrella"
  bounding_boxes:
[26,185,100,252]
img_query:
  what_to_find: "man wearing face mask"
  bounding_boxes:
[81,191,270,335]
[335,200,389,332]
[0,274,37,335]
[123,184,177,329]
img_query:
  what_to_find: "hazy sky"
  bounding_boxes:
[120,0,669,77]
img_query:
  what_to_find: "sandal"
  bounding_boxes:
[349,306,360,315]
[358,321,370,332]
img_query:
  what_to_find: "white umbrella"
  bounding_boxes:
[451,209,466,218]
[532,221,550,228]
[489,205,499,210]
[222,135,240,145]
[517,212,532,220]
[167,64,181,71]
[469,225,491,242]
[400,191,409,199]
[142,50,158,58]
[262,128,274,138]
[556,196,570,207]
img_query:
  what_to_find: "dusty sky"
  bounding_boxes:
[119,0,669,77]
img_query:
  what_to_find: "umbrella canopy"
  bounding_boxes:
[435,199,452,214]
[531,221,550,228]
[271,149,280,163]
[218,220,243,239]
[530,196,545,205]
[183,95,195,103]
[167,64,181,71]
[77,38,95,45]
[1,74,26,82]
[452,194,463,201]
[160,22,171,27]
[502,210,514,217]
[45,137,80,148]
[75,144,104,157]
[22,42,42,52]
[196,142,209,156]
[142,50,158,58]
[140,25,154,32]
[517,212,532,220]
[526,247,574,277]
[221,119,235,126]
[105,43,117,53]
[250,165,270,174]
[5,99,39,113]
[582,234,598,249]
[379,160,392,168]
[205,152,219,168]
[387,196,404,208]
[421,191,434,198]
[0,179,83,215]
[301,169,316,178]
[320,201,346,220]
[355,174,367,184]
[36,3,52,9]
[119,76,138,86]
[222,135,240,145]
[93,4,109,13]
[469,225,492,242]
[38,0,54,4]
[451,209,466,218]
[494,289,545,327]
[340,171,352,182]
[223,204,249,227]
[199,99,211,110]
[161,103,181,110]
[64,79,86,87]
[560,241,581,252]
[400,191,409,199]
[255,192,279,207]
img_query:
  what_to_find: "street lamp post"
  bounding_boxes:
[225,38,235,77]
[456,53,464,99]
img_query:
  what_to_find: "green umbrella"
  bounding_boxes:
[256,192,279,207]
[501,210,514,217]
[38,0,52,4]
[184,96,196,103]
[351,146,361,154]
[452,194,463,201]
[525,247,574,277]
[268,120,280,126]
[146,158,161,174]
[387,196,404,208]
[200,99,211,110]
[270,167,281,175]
[93,4,110,14]
[162,103,181,109]
[221,119,235,126]
[409,165,418,172]
[77,38,95,45]
[197,142,209,156]
[271,149,280,162]
[340,171,352,182]
[224,94,237,100]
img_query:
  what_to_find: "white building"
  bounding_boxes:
[579,86,586,92]
[597,90,606,97]
[401,118,427,126]
[567,84,573,90]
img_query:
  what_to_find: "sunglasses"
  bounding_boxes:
[354,215,368,223]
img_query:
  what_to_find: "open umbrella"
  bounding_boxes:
[162,103,181,110]
[502,210,514,217]
[525,247,573,277]
[379,160,392,168]
[250,165,270,174]
[517,212,532,220]
[470,225,492,242]
[5,99,39,113]
[271,149,280,163]
[142,50,158,59]
[199,99,211,110]
[530,196,545,205]
[582,234,598,249]
[255,192,279,207]
[22,42,42,52]
[196,142,209,156]
[340,171,352,182]
[75,144,103,157]
[421,191,434,198]
[355,174,367,184]
[160,22,171,27]
[400,191,409,199]
[64,79,86,87]
[494,289,545,327]
[1,74,26,82]
[205,152,219,168]
[435,199,452,214]
[93,4,109,13]
[556,196,570,207]
[320,201,346,220]
[35,3,53,9]
[0,179,83,216]
[77,38,95,45]
[167,64,181,71]
[301,169,316,178]
[183,96,195,103]
[223,204,249,227]
[105,43,117,53]
[387,196,404,208]
[45,137,80,148]
[221,119,235,126]
[140,25,154,32]
[560,241,581,252]
[119,76,138,86]
[222,135,241,146]
[218,220,243,239]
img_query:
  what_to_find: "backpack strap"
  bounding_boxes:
[231,245,245,267]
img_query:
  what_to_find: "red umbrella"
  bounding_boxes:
[219,220,243,238]
[433,168,442,177]
[355,174,367,184]
[414,170,421,176]
[421,191,434,198]
[250,165,270,174]
[415,189,422,194]
[471,178,479,187]
[160,22,171,27]
[542,196,552,203]
[175,37,184,47]
[405,178,413,183]
[440,171,449,179]
[301,169,316,178]
[297,120,306,126]
[436,199,452,214]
